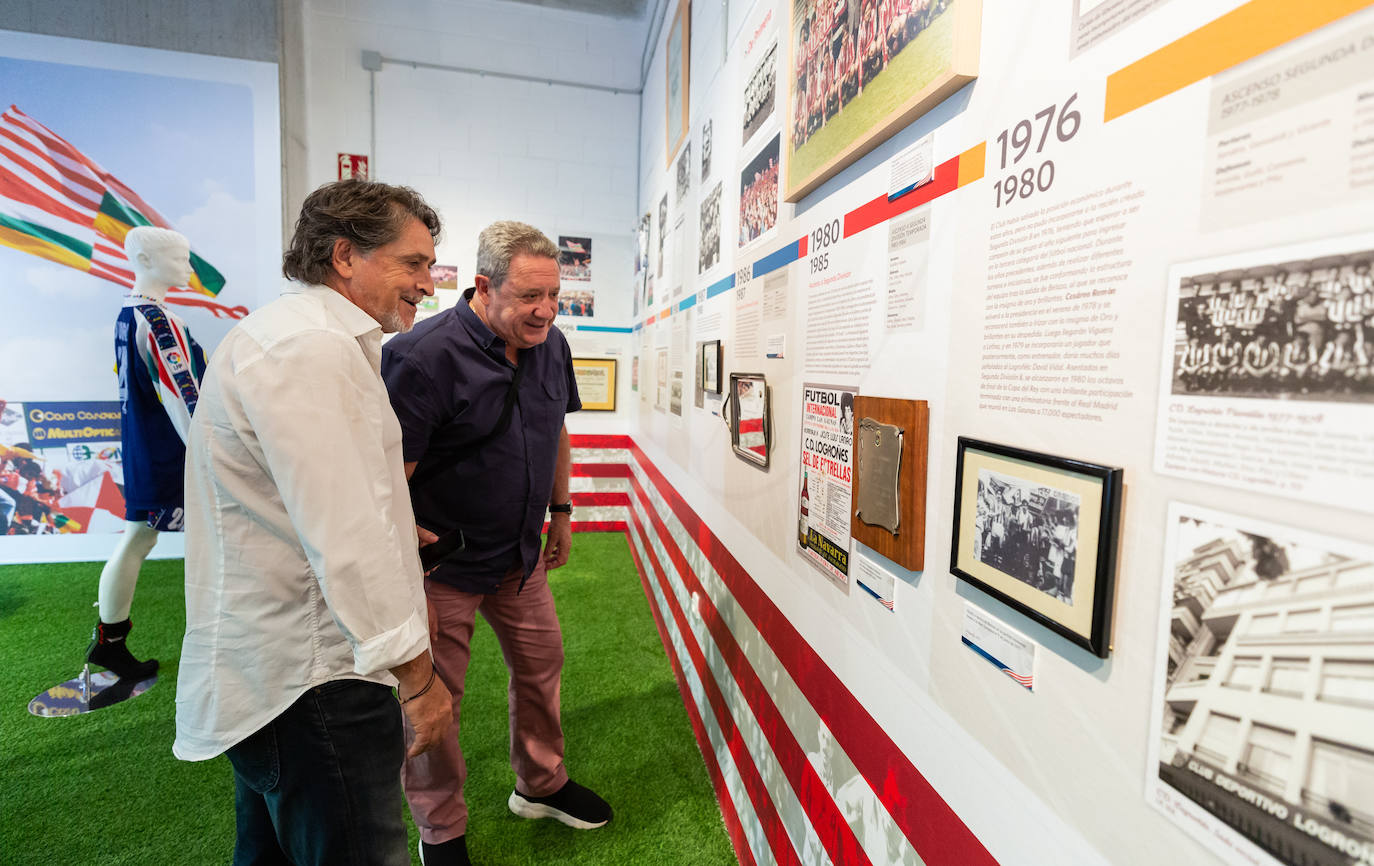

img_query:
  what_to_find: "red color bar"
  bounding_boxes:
[571,491,631,507]
[569,434,632,449]
[571,462,633,478]
[843,155,960,239]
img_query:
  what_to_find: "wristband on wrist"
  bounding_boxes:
[400,662,437,705]
[548,502,572,514]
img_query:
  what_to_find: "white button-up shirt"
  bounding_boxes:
[174,284,429,761]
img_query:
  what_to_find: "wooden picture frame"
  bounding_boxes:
[700,339,723,394]
[665,0,691,166]
[950,437,1122,657]
[850,396,929,572]
[784,0,980,201]
[571,357,617,411]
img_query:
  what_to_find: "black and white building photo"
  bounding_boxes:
[1155,513,1374,866]
[973,469,1079,604]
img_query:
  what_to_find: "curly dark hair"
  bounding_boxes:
[282,180,441,285]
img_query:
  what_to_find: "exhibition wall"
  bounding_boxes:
[630,0,1374,865]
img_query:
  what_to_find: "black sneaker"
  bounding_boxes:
[418,834,470,866]
[508,779,612,829]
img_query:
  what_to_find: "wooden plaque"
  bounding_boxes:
[851,396,929,572]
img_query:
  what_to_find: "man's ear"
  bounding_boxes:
[331,237,355,279]
[474,273,491,299]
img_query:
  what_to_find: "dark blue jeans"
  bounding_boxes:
[225,679,409,866]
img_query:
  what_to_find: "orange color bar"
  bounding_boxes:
[957,141,986,187]
[1104,0,1369,122]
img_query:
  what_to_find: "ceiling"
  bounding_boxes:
[495,0,653,20]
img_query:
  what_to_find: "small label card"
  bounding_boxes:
[888,133,934,201]
[961,603,1036,691]
[854,553,895,612]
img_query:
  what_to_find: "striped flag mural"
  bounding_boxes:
[0,105,245,319]
[566,435,1000,866]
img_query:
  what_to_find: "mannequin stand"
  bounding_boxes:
[28,666,157,717]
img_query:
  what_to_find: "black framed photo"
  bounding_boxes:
[700,339,722,394]
[950,437,1123,657]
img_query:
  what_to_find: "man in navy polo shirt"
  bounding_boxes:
[382,221,611,866]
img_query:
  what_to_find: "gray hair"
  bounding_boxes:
[475,221,558,291]
[283,180,441,286]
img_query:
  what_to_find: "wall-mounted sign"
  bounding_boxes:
[337,153,369,180]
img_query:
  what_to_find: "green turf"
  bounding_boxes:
[0,533,736,865]
[788,9,956,189]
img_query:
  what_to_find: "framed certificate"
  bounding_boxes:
[571,357,617,411]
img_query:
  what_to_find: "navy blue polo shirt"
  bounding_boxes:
[381,290,580,593]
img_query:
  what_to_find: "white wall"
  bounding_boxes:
[300,0,649,427]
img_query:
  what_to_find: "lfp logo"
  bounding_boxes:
[67,443,122,462]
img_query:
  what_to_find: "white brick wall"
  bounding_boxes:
[300,0,647,422]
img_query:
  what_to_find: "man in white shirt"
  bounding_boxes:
[174,180,454,866]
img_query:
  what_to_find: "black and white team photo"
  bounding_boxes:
[973,469,1079,604]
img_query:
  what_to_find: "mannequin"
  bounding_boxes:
[86,227,205,687]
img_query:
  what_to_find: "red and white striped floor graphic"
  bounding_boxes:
[568,435,996,866]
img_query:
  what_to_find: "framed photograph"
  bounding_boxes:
[700,340,722,394]
[950,437,1122,657]
[784,0,980,201]
[739,133,780,246]
[665,0,691,166]
[557,235,591,282]
[725,372,771,469]
[571,357,617,411]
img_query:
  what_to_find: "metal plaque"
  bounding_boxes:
[855,417,903,534]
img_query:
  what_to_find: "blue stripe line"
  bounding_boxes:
[752,239,801,278]
[706,274,735,298]
[568,325,634,333]
[632,241,791,327]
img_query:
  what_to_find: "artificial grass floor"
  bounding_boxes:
[0,533,736,865]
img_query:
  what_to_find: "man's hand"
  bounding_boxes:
[401,674,453,758]
[416,525,441,576]
[543,512,572,570]
[391,653,453,757]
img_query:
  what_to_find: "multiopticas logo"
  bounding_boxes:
[24,401,122,445]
